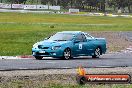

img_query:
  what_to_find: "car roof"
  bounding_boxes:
[58,31,82,34]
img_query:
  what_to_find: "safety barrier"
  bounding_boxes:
[0,3,60,10]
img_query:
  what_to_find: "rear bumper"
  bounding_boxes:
[32,48,64,57]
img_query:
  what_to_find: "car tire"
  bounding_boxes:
[35,56,43,60]
[62,48,71,60]
[76,75,87,85]
[92,47,101,58]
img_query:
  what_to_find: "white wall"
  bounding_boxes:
[24,5,36,9]
[1,4,11,9]
[69,9,79,13]
[0,3,61,10]
[37,5,48,9]
[49,6,60,10]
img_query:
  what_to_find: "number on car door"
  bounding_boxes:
[73,33,87,55]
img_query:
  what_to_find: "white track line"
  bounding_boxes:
[0,56,18,60]
[0,22,113,26]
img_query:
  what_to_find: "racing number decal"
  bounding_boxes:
[79,44,82,49]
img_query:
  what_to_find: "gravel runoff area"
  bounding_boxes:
[90,31,132,52]
[0,67,132,85]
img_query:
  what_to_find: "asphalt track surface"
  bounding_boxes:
[0,9,132,70]
[0,51,132,70]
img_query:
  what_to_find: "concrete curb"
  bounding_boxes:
[0,56,18,60]
[0,55,34,60]
[0,46,131,60]
[17,55,34,59]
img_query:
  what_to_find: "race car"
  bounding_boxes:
[32,31,107,60]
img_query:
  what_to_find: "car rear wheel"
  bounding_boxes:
[35,56,43,60]
[92,47,101,58]
[63,48,71,60]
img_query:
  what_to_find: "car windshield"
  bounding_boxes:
[85,33,93,38]
[48,33,73,41]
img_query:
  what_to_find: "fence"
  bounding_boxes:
[0,3,60,10]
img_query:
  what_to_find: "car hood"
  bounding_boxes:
[37,40,70,47]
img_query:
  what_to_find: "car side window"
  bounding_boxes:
[76,33,86,42]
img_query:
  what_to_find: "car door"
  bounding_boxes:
[73,33,87,56]
[84,34,96,55]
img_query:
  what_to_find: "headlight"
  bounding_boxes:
[52,46,61,50]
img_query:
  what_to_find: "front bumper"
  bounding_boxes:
[32,48,64,57]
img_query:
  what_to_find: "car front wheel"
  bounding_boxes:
[63,48,71,60]
[92,47,101,58]
[35,56,43,60]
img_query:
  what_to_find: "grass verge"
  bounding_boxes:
[0,80,132,88]
[0,13,132,55]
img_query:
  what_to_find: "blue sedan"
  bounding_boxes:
[32,31,107,60]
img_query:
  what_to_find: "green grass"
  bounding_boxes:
[0,12,132,56]
[0,13,132,24]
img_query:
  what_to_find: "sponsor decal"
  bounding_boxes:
[69,9,79,13]
[49,6,60,10]
[24,5,36,9]
[76,66,131,85]
[12,4,24,9]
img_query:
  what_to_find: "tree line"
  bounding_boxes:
[1,0,132,13]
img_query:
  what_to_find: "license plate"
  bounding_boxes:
[39,51,45,53]
[33,52,36,55]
